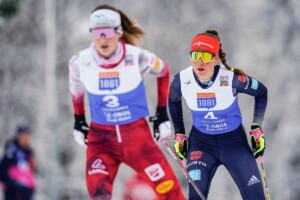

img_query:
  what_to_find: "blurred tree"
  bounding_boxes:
[0,0,20,19]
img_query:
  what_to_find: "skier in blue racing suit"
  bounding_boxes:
[169,29,268,200]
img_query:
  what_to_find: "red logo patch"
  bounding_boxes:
[238,75,247,83]
[190,151,203,160]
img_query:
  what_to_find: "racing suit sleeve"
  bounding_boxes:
[232,73,268,125]
[0,142,20,188]
[68,54,85,115]
[168,74,185,134]
[139,50,170,107]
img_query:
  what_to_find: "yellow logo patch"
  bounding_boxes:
[156,180,174,194]
[153,58,161,72]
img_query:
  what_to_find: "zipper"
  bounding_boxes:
[116,125,122,143]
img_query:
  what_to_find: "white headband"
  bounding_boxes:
[89,9,121,29]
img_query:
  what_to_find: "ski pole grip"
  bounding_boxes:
[259,156,264,164]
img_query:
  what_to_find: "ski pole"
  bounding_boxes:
[259,156,271,200]
[162,140,207,200]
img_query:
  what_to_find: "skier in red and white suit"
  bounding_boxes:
[68,4,185,200]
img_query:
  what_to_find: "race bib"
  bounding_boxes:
[197,92,216,109]
[99,71,120,90]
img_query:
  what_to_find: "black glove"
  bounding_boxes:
[149,107,170,141]
[73,114,89,147]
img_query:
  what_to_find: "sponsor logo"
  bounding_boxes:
[245,76,250,90]
[88,159,108,175]
[211,123,227,129]
[124,55,134,66]
[186,161,207,168]
[153,58,161,72]
[145,163,165,182]
[184,80,191,85]
[251,78,258,90]
[91,159,104,169]
[220,76,229,86]
[204,111,218,120]
[247,175,261,186]
[102,96,132,123]
[202,116,229,132]
[156,180,174,194]
[238,74,247,83]
[190,151,203,160]
[189,170,201,181]
[192,41,214,49]
[92,14,116,27]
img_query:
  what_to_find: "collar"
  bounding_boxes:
[193,65,220,89]
[91,39,126,69]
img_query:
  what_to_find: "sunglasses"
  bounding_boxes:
[190,51,216,63]
[91,28,116,39]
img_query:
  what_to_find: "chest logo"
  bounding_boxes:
[220,76,229,86]
[124,55,134,66]
[184,80,191,85]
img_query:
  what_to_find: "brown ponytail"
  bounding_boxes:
[203,29,246,76]
[91,4,145,46]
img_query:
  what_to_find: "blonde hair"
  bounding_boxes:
[91,4,145,46]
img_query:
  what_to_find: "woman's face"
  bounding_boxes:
[91,27,122,58]
[18,133,31,149]
[191,55,219,80]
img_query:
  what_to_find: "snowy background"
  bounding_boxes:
[0,0,300,199]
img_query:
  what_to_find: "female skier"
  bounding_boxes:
[68,4,185,200]
[169,29,268,200]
